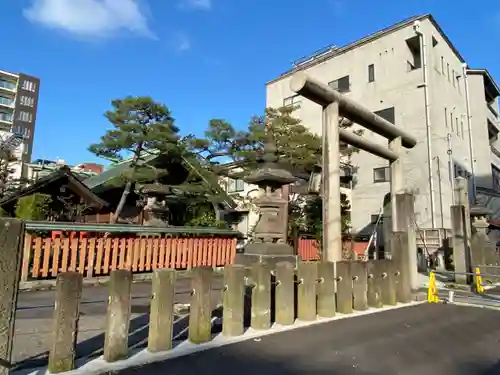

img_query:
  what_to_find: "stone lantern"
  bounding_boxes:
[135,182,173,226]
[235,129,299,266]
[468,204,497,278]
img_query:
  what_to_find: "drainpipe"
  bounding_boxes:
[435,156,445,229]
[447,133,455,204]
[462,64,476,204]
[414,21,436,228]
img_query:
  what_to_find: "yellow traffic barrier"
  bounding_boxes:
[427,271,439,303]
[475,267,485,294]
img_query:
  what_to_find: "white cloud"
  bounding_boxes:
[179,0,212,11]
[173,33,191,52]
[23,0,156,39]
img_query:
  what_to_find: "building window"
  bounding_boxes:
[227,178,245,193]
[17,111,32,122]
[283,94,301,108]
[405,36,421,71]
[456,117,459,137]
[441,57,444,75]
[444,107,448,128]
[22,80,36,92]
[328,75,350,93]
[374,107,395,124]
[493,165,500,192]
[373,167,390,183]
[368,64,375,83]
[450,112,454,132]
[20,96,34,107]
[461,120,465,137]
[447,63,450,81]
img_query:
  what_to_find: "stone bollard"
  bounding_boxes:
[380,260,397,306]
[103,269,133,362]
[297,261,318,321]
[48,272,83,374]
[189,267,213,344]
[451,205,468,284]
[391,232,412,303]
[351,261,368,311]
[250,263,272,330]
[148,269,176,352]
[275,262,295,325]
[317,261,336,318]
[222,265,246,337]
[367,260,383,308]
[336,261,353,314]
[0,218,24,375]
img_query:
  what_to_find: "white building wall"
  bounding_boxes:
[266,16,499,235]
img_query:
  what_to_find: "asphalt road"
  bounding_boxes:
[119,304,500,375]
[16,277,224,319]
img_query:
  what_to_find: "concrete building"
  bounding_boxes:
[0,70,40,165]
[266,14,500,246]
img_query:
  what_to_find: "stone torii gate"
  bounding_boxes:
[290,72,418,263]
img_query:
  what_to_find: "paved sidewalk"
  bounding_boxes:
[118,304,500,375]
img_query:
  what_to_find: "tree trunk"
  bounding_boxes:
[110,180,132,224]
[111,143,143,224]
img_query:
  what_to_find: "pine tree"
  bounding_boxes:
[89,97,184,223]
[189,105,357,238]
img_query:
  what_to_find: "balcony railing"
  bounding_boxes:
[0,97,13,107]
[491,145,500,168]
[0,113,12,123]
[0,80,16,91]
[488,103,499,118]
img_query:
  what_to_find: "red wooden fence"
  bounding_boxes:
[21,232,364,281]
[22,234,237,280]
[297,238,321,261]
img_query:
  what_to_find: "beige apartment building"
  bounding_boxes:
[266,14,500,242]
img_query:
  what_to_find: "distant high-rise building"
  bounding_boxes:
[0,69,40,164]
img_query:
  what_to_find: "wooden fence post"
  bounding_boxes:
[222,265,245,337]
[103,270,133,362]
[275,262,295,325]
[48,272,83,373]
[148,269,176,352]
[189,267,213,344]
[0,219,25,375]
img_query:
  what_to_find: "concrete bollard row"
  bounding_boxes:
[46,259,407,372]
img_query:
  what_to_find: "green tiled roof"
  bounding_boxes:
[82,152,160,189]
[82,152,237,209]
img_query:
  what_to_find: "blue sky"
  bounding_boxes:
[2,0,500,166]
